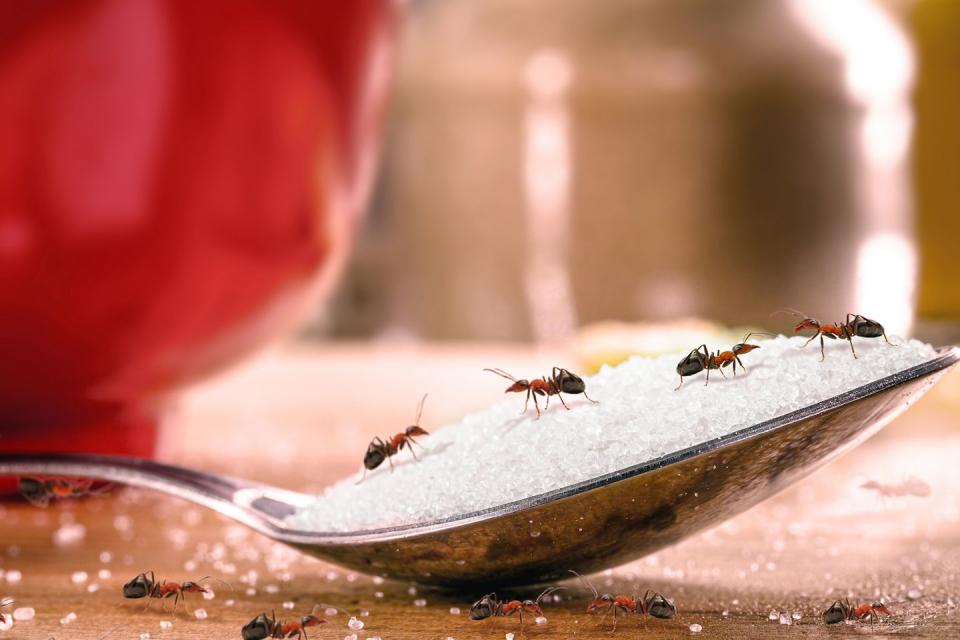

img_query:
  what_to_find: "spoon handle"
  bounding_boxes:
[0,452,308,538]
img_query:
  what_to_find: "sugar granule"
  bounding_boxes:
[294,337,937,531]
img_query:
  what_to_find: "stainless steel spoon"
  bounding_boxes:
[1,347,956,588]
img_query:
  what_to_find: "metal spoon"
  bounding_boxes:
[1,347,956,588]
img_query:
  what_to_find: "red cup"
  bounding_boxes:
[0,0,395,464]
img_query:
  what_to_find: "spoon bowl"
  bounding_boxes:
[1,347,956,588]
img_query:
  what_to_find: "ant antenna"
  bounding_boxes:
[568,570,599,599]
[738,331,774,343]
[414,393,428,425]
[483,368,518,382]
[536,586,565,604]
[770,307,811,319]
[195,575,233,590]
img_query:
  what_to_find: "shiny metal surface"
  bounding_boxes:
[1,347,956,588]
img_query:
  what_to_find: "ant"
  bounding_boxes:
[359,394,430,482]
[470,586,564,625]
[18,476,112,507]
[122,571,227,613]
[484,367,598,418]
[777,309,894,360]
[822,598,892,624]
[242,610,326,640]
[0,597,13,625]
[674,332,767,390]
[569,570,676,630]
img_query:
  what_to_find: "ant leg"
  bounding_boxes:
[883,329,896,346]
[582,389,599,404]
[522,389,531,415]
[533,392,542,418]
[557,393,570,411]
[800,333,818,349]
[704,367,710,386]
[848,336,858,359]
[735,355,746,374]
[675,376,683,391]
[820,334,826,361]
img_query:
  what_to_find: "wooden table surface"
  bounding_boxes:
[1,342,958,640]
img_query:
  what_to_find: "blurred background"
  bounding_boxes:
[316,0,959,347]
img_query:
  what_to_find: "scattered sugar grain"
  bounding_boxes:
[139,634,150,640]
[325,607,338,616]
[449,607,461,615]
[159,621,173,629]
[768,610,778,621]
[13,607,35,621]
[505,633,515,640]
[413,598,427,607]
[689,623,703,633]
[60,612,77,625]
[347,616,364,631]
[87,583,99,593]
[98,569,112,580]
[203,589,216,600]
[225,599,235,607]
[791,611,802,621]
[535,615,548,624]
[5,570,22,584]
[194,608,208,620]
[0,618,11,632]
[779,613,792,625]
[53,523,86,546]
[283,601,295,610]
[344,635,357,640]
[293,338,936,530]
[374,591,384,599]
[71,571,88,585]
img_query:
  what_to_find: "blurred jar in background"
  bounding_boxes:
[0,0,395,460]
[330,0,916,342]
[912,0,960,335]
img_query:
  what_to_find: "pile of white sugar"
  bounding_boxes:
[294,336,937,532]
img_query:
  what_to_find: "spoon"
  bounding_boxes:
[1,347,956,588]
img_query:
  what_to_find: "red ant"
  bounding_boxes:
[359,394,430,482]
[484,367,598,418]
[469,586,564,624]
[242,610,326,640]
[0,597,13,625]
[777,309,895,360]
[18,476,112,507]
[674,332,767,389]
[569,570,676,630]
[121,571,227,612]
[822,598,892,624]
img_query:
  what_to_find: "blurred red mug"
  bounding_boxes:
[0,0,395,461]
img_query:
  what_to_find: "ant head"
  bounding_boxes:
[793,318,821,333]
[469,594,496,620]
[646,593,676,619]
[301,615,325,628]
[363,441,386,470]
[871,602,892,616]
[241,613,274,640]
[676,348,706,377]
[405,425,429,437]
[180,580,208,593]
[521,600,545,616]
[822,600,849,624]
[121,573,152,599]
[554,368,586,394]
